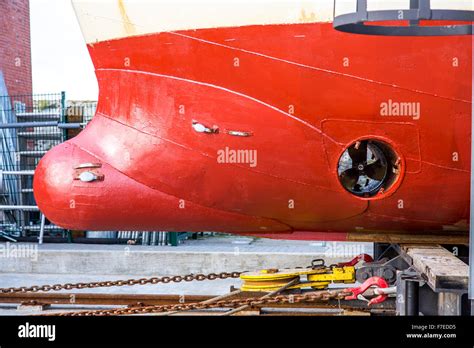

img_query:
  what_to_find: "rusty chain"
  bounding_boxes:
[0,271,243,294]
[48,289,349,316]
[1,259,369,316]
[0,257,338,294]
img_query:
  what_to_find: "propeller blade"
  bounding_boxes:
[348,141,368,165]
[365,160,387,181]
[340,168,359,190]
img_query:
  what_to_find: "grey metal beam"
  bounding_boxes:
[0,170,35,176]
[38,213,46,245]
[0,206,39,211]
[0,122,82,129]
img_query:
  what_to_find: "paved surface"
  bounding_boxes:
[0,235,372,315]
[0,235,372,276]
[4,235,365,252]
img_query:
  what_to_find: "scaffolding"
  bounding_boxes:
[0,91,85,241]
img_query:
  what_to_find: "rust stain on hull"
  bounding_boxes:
[118,0,137,36]
[299,9,317,23]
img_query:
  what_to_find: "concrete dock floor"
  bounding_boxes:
[0,235,372,275]
[0,235,372,315]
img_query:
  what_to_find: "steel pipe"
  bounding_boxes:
[0,122,82,129]
[405,281,420,316]
[0,170,35,176]
[0,205,39,211]
[38,213,46,245]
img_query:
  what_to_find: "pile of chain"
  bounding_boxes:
[0,270,355,316]
[52,289,349,316]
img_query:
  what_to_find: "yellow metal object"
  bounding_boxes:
[307,266,356,287]
[240,266,356,292]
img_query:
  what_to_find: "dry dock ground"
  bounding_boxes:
[0,235,372,315]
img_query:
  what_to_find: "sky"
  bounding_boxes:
[30,0,98,100]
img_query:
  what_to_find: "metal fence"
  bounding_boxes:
[0,92,87,241]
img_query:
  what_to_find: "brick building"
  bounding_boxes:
[0,0,32,96]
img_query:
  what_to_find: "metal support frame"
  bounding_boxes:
[0,170,38,212]
[0,122,82,129]
[0,205,39,211]
[333,0,474,36]
[0,92,92,244]
[0,170,34,178]
[60,91,69,141]
[394,245,469,316]
[0,170,45,244]
[405,280,420,316]
[396,268,424,316]
[169,232,186,246]
[38,213,46,245]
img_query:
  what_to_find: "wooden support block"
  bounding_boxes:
[348,233,468,245]
[402,245,469,292]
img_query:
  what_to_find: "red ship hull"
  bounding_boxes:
[34,22,473,243]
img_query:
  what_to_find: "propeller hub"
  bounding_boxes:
[337,140,396,198]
